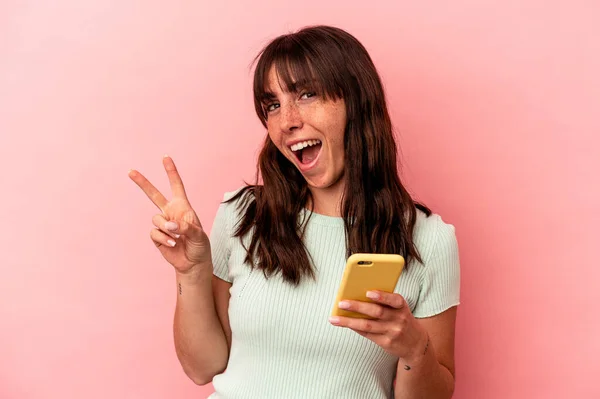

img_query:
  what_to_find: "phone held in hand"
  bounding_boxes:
[331,253,405,319]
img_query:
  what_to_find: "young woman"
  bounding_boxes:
[129,25,460,399]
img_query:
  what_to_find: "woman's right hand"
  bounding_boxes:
[128,155,212,274]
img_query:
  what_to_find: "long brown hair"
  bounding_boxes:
[226,25,431,285]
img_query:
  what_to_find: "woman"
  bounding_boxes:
[129,25,460,398]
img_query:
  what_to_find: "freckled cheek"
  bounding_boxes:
[266,126,281,146]
[327,122,346,155]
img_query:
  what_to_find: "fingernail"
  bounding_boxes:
[338,301,351,309]
[167,239,176,247]
[163,154,169,158]
[329,316,340,324]
[173,233,181,238]
[165,221,178,231]
[366,291,380,300]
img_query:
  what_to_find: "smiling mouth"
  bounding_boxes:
[291,140,322,165]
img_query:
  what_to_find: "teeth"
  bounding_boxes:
[291,139,321,152]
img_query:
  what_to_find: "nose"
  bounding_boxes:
[280,101,303,133]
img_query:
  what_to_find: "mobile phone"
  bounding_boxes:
[331,253,405,319]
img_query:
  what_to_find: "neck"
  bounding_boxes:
[306,180,345,217]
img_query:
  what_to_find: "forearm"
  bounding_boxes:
[173,265,229,385]
[394,338,455,399]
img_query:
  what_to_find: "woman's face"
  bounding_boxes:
[264,66,347,194]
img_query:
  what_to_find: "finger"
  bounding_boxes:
[152,214,181,239]
[336,300,391,320]
[160,218,203,241]
[162,155,188,200]
[328,315,389,334]
[128,169,168,211]
[150,227,177,248]
[366,291,406,310]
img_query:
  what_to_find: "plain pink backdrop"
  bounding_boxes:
[1,1,598,398]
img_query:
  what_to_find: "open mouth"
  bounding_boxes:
[290,139,322,165]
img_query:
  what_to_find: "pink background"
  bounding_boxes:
[1,1,598,398]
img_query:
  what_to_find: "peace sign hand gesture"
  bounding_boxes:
[128,156,211,274]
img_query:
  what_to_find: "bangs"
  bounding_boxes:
[253,34,346,123]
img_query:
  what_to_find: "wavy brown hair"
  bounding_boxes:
[225,25,431,285]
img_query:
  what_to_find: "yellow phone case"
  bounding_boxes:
[331,253,405,319]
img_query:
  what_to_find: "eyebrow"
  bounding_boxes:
[260,92,277,103]
[288,78,317,92]
[260,78,318,103]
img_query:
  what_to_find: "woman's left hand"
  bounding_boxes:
[329,290,429,363]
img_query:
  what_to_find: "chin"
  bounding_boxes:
[305,177,340,190]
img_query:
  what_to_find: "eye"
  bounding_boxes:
[265,102,280,113]
[300,91,316,99]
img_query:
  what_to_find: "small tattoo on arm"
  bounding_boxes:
[403,335,430,371]
[178,282,182,295]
